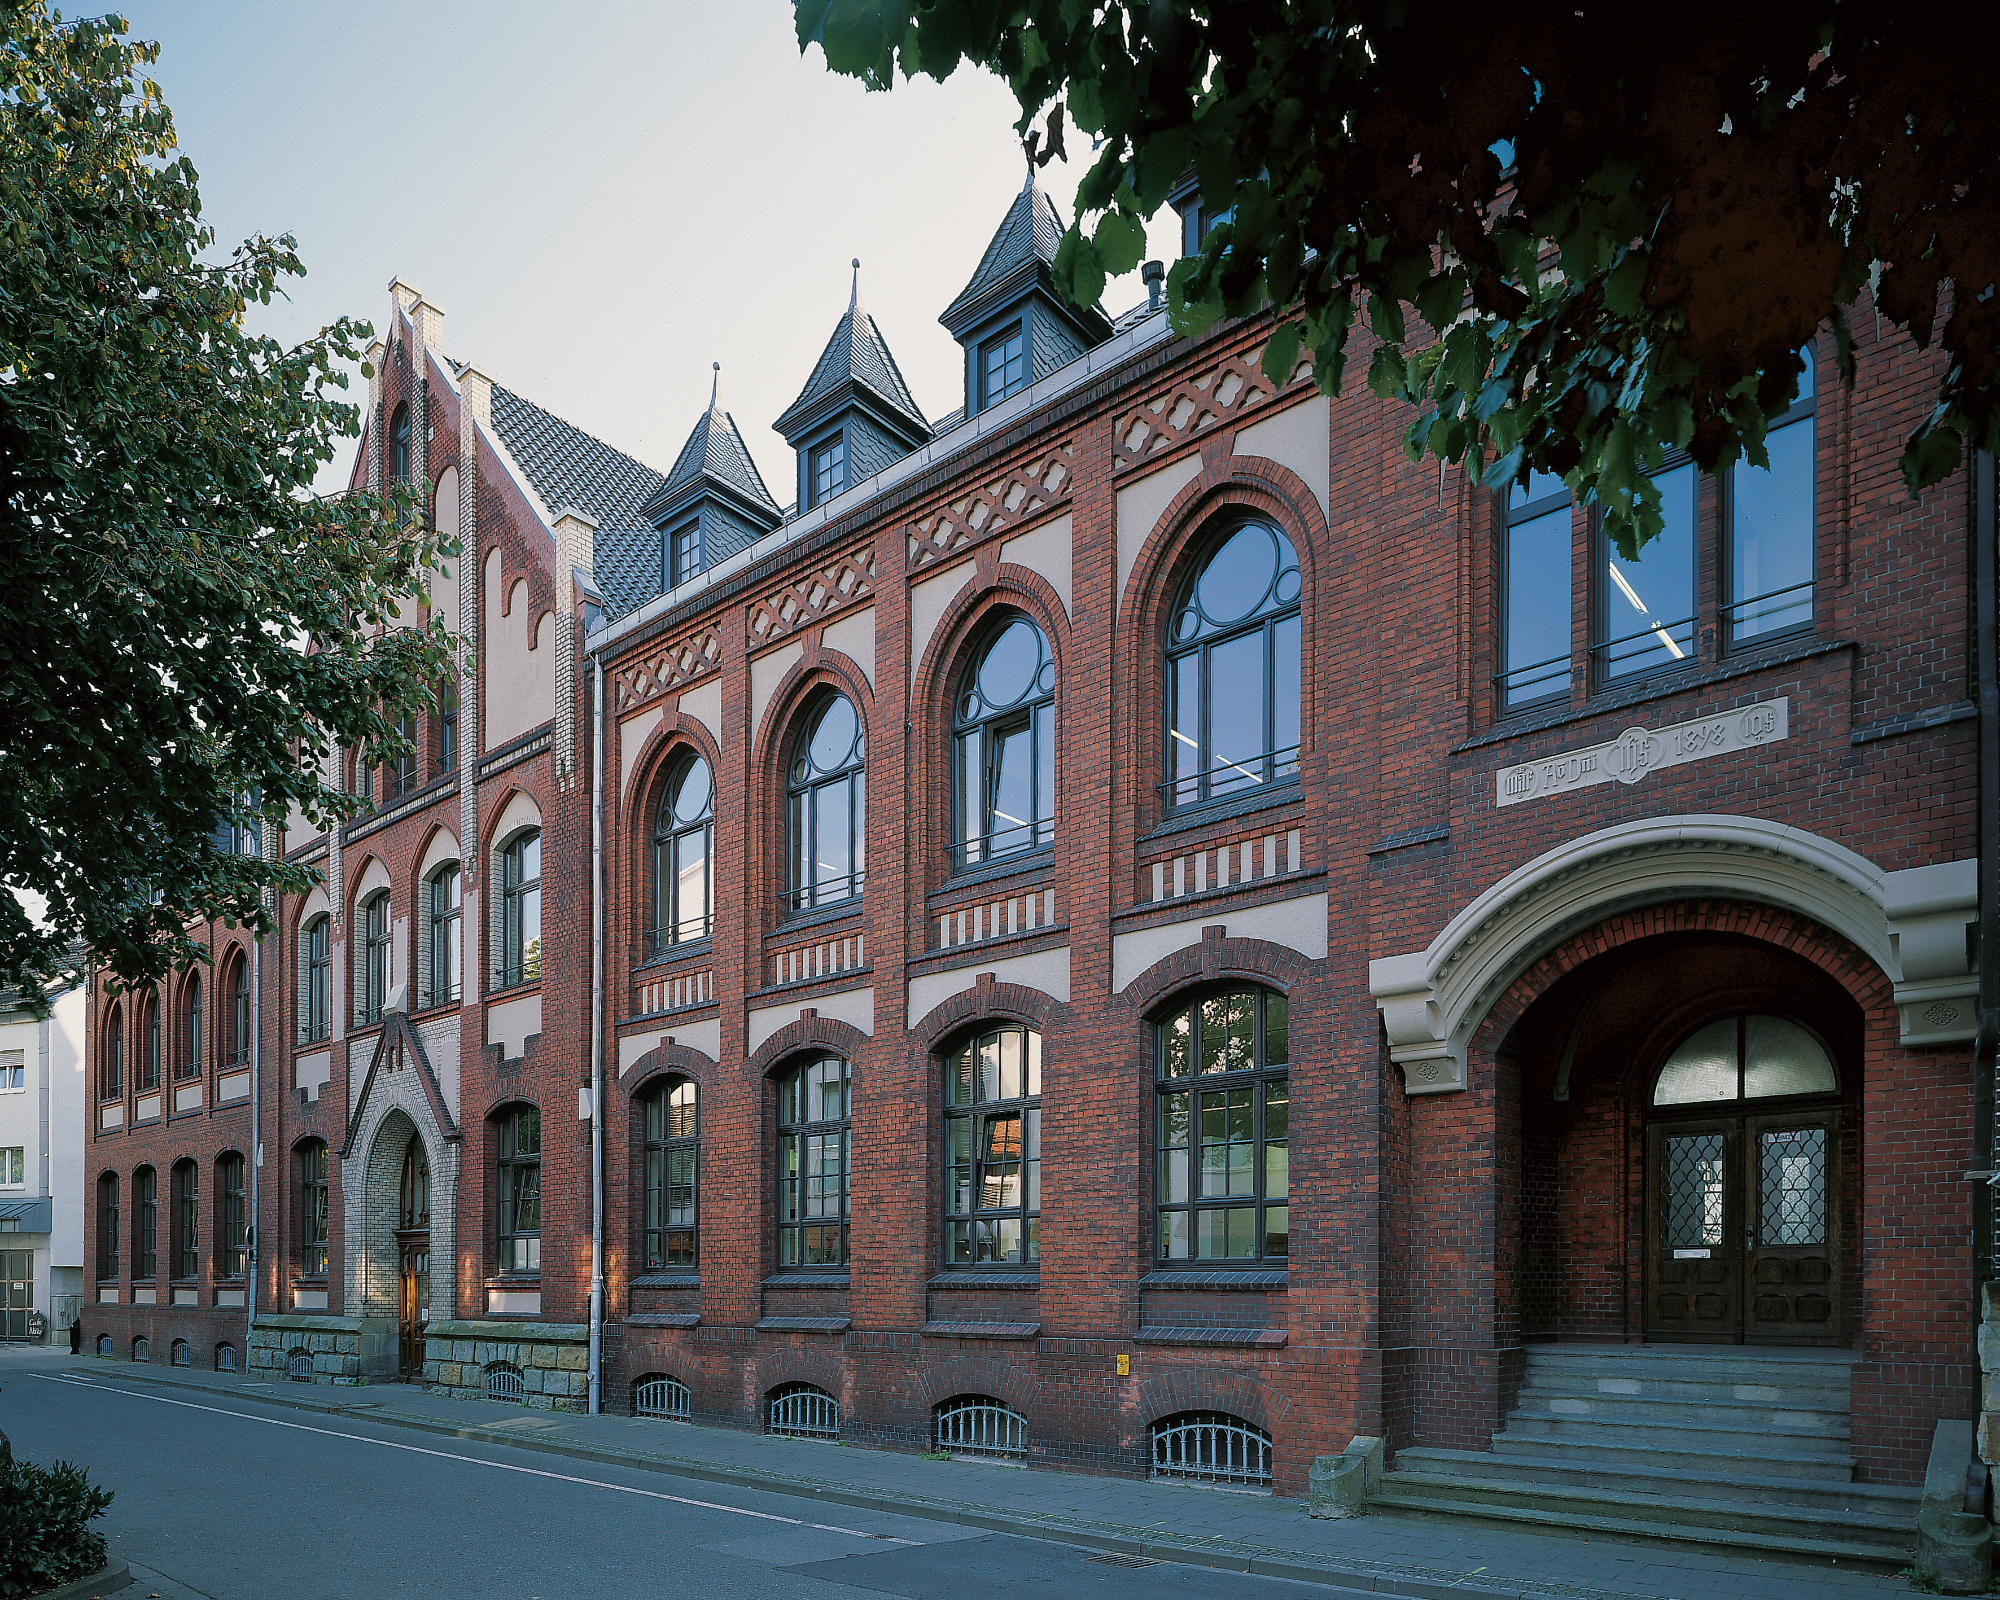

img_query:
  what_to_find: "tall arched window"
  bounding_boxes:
[776,1056,849,1268]
[399,1141,430,1230]
[218,1153,247,1278]
[500,831,541,987]
[97,1172,119,1280]
[134,1165,157,1279]
[425,863,461,1008]
[497,1105,541,1272]
[140,989,160,1092]
[1156,988,1289,1263]
[297,1141,328,1277]
[953,616,1055,865]
[172,1160,199,1280]
[389,402,412,483]
[230,956,251,1064]
[102,1003,123,1100]
[642,1077,698,1269]
[1166,521,1301,808]
[944,1026,1041,1266]
[359,892,391,1023]
[652,755,713,955]
[180,972,202,1080]
[303,915,330,1042]
[786,696,865,912]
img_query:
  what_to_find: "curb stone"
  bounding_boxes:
[25,1558,132,1600]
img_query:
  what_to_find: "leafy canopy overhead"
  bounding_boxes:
[796,1,1999,554]
[0,3,454,998]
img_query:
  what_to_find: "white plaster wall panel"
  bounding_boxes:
[490,789,542,848]
[416,1016,461,1122]
[678,677,722,744]
[390,915,408,1012]
[906,946,1072,1027]
[284,798,321,854]
[431,466,460,628]
[351,857,391,908]
[820,604,877,687]
[619,706,665,801]
[416,828,461,882]
[909,561,973,684]
[747,985,873,1057]
[1233,393,1330,521]
[296,1049,331,1106]
[487,993,543,1061]
[999,513,1073,617]
[617,1016,722,1077]
[1115,455,1203,617]
[1111,891,1329,993]
[483,552,540,748]
[750,640,804,746]
[531,607,557,729]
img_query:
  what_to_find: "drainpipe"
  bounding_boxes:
[249,910,263,1357]
[588,655,605,1414]
[1974,449,1998,1288]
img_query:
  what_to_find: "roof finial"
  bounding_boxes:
[710,360,720,410]
[850,258,861,312]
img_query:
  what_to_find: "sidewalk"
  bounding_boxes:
[23,1347,1918,1600]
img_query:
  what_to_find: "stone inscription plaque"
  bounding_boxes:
[1495,697,1789,808]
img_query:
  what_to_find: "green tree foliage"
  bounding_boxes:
[0,1454,114,1596]
[0,4,455,998]
[796,1,1999,554]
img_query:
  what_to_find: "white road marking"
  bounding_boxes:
[36,1375,918,1545]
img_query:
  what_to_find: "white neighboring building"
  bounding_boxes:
[0,974,86,1342]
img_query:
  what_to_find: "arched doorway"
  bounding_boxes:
[396,1138,430,1380]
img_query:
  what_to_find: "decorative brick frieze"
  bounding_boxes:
[906,438,1077,569]
[633,967,713,1017]
[747,541,875,645]
[1111,339,1313,471]
[768,933,866,988]
[612,624,722,714]
[1146,828,1302,904]
[935,890,1056,951]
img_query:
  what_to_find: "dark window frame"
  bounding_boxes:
[977,322,1026,411]
[943,1025,1042,1268]
[303,915,331,1042]
[139,989,160,1093]
[218,1153,247,1279]
[228,956,250,1064]
[102,1004,122,1100]
[951,613,1056,868]
[134,1164,157,1280]
[784,694,866,914]
[179,971,202,1081]
[1590,452,1699,689]
[400,1140,430,1230]
[1495,474,1576,712]
[807,433,847,509]
[436,676,459,775]
[651,753,714,956]
[389,401,412,483]
[297,1141,328,1279]
[172,1160,199,1281]
[359,891,391,1025]
[642,1077,698,1271]
[496,1105,541,1275]
[1723,353,1819,653]
[499,830,542,989]
[97,1172,119,1280]
[775,1056,850,1271]
[425,862,462,1009]
[665,518,702,588]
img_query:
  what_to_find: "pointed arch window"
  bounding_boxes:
[389,402,412,483]
[218,1153,247,1278]
[359,891,391,1023]
[303,916,330,1043]
[172,1160,199,1280]
[230,956,251,1063]
[786,695,865,912]
[425,862,461,1007]
[102,1004,123,1100]
[97,1172,119,1280]
[179,972,202,1080]
[135,1165,157,1279]
[776,1056,849,1268]
[1166,521,1301,808]
[500,831,541,988]
[651,754,713,956]
[953,616,1055,866]
[297,1141,328,1278]
[139,989,160,1093]
[643,1077,698,1269]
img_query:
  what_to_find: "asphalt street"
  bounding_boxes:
[1,1353,1349,1600]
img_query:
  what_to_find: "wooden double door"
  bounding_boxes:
[397,1232,429,1380]
[1645,1108,1841,1343]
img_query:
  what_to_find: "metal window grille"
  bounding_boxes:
[170,1338,190,1366]
[1150,1412,1273,1488]
[96,1334,111,1357]
[634,1374,690,1421]
[486,1362,526,1402]
[935,1395,1027,1459]
[287,1347,313,1382]
[767,1382,839,1439]
[215,1343,238,1373]
[132,1336,150,1363]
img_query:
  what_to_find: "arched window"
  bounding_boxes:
[1166,521,1301,808]
[302,915,330,1042]
[134,1165,157,1279]
[353,744,373,803]
[944,1025,1041,1266]
[96,1172,119,1280]
[139,989,160,1092]
[103,1003,123,1100]
[1652,1015,1838,1107]
[935,1395,1027,1459]
[217,1153,247,1278]
[229,956,251,1064]
[776,1056,849,1268]
[180,972,202,1079]
[500,831,541,988]
[172,1160,199,1280]
[389,402,412,483]
[767,1382,839,1439]
[399,1140,430,1230]
[1155,988,1289,1263]
[497,1105,541,1273]
[297,1141,328,1277]
[786,695,865,911]
[359,891,391,1024]
[425,863,461,1008]
[642,1077,698,1270]
[952,616,1055,865]
[1152,1411,1273,1488]
[651,755,713,955]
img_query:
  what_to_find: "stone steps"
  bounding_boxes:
[1374,1345,1917,1568]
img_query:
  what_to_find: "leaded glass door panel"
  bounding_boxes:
[1645,1119,1740,1340]
[1743,1111,1840,1343]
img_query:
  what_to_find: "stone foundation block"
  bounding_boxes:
[1308,1436,1383,1519]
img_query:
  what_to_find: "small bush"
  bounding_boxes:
[0,1456,114,1598]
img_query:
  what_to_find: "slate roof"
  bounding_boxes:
[654,385,782,526]
[775,270,930,445]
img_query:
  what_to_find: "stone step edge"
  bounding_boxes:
[1515,1376,1853,1400]
[1395,1447,1921,1504]
[1369,1491,1913,1568]
[1508,1400,1852,1430]
[1381,1470,1917,1535]
[1501,1413,1853,1445]
[1492,1435,1858,1476]
[1520,1357,1857,1381]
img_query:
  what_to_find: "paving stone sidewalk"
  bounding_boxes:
[31,1348,1919,1600]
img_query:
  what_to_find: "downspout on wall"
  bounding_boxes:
[588,655,605,1414]
[1974,449,1998,1288]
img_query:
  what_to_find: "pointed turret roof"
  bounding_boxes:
[648,364,781,527]
[776,261,930,447]
[940,171,1107,340]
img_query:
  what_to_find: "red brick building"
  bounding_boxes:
[83,177,1986,1518]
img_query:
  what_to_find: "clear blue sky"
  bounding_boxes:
[118,1,1178,498]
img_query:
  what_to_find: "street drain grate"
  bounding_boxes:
[1087,1553,1162,1568]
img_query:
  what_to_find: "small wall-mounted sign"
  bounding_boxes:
[1673,1248,1712,1259]
[1115,1353,1130,1376]
[1496,698,1789,808]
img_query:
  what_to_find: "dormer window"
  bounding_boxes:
[979,324,1026,411]
[809,434,847,509]
[666,520,702,588]
[1180,197,1235,258]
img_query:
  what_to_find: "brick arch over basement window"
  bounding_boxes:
[746,1014,870,1081]
[915,1353,1040,1415]
[1133,1366,1288,1435]
[751,1344,848,1411]
[910,974,1065,1053]
[1116,928,1316,1022]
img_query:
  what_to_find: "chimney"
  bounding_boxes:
[387,274,421,316]
[458,360,495,431]
[410,295,446,355]
[1143,260,1165,311]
